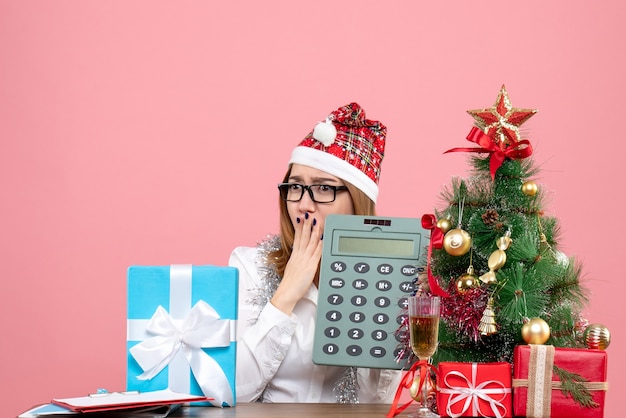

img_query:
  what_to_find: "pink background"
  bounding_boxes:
[1,1,623,416]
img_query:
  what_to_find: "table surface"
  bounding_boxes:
[171,403,418,418]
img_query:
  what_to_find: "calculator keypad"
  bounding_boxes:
[315,258,417,369]
[313,215,426,370]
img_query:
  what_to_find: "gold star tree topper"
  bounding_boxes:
[467,85,537,148]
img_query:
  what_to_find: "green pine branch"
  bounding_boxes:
[497,263,550,323]
[553,365,600,408]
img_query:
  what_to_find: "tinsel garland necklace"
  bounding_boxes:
[250,235,360,404]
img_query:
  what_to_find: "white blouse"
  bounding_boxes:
[229,245,402,403]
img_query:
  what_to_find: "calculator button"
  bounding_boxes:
[331,261,347,272]
[349,312,366,322]
[401,265,418,276]
[354,262,370,273]
[399,281,415,293]
[324,327,341,338]
[394,346,410,359]
[374,296,391,308]
[373,313,389,324]
[329,278,345,288]
[375,280,392,291]
[398,297,409,309]
[370,347,386,358]
[327,294,344,305]
[371,330,388,341]
[396,314,408,325]
[377,264,393,275]
[395,329,409,342]
[352,279,369,290]
[346,345,363,356]
[348,328,364,339]
[326,310,342,321]
[323,343,339,355]
[350,295,367,306]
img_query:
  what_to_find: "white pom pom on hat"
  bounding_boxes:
[312,117,337,146]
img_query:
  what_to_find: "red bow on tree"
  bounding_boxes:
[445,127,533,179]
[421,214,450,298]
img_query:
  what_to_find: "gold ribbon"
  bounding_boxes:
[512,379,609,391]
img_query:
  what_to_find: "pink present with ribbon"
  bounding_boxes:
[437,362,512,418]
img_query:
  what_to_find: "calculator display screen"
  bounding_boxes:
[338,236,414,257]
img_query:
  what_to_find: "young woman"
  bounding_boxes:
[229,103,401,403]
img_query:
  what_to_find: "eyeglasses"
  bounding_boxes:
[278,183,348,203]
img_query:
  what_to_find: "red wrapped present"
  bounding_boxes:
[437,362,512,418]
[513,345,608,418]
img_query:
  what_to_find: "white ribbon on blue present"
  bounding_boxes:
[439,363,511,418]
[128,265,235,407]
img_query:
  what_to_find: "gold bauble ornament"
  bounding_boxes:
[456,265,479,293]
[521,317,551,344]
[436,218,452,234]
[521,181,538,196]
[583,323,611,350]
[443,228,471,256]
[409,373,436,402]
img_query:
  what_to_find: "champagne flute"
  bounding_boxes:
[408,295,440,417]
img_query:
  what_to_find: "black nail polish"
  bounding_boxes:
[320,233,324,240]
[305,212,309,220]
[313,218,317,226]
[296,217,301,224]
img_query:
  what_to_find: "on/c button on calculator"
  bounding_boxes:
[313,214,427,370]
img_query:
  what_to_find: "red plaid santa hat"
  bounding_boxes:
[288,102,387,203]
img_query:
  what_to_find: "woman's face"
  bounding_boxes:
[285,164,355,231]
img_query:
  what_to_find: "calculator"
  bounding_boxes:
[313,214,428,370]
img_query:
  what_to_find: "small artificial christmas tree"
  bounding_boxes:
[422,85,589,365]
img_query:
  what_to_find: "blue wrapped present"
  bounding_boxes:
[126,265,238,407]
